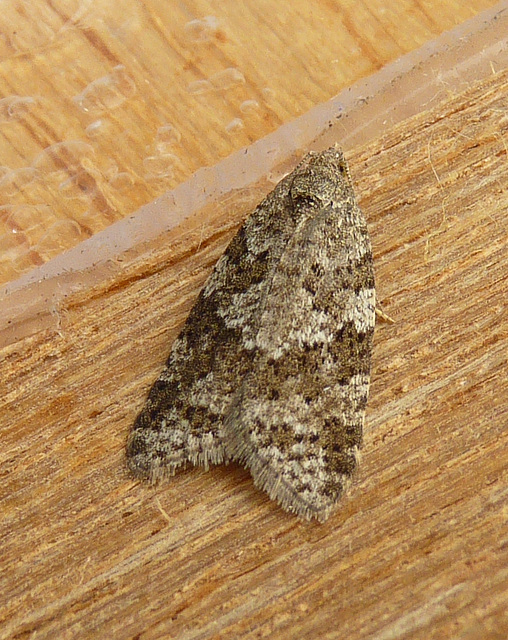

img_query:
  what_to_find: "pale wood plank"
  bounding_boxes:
[0,0,499,285]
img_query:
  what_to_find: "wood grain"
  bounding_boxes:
[1,62,507,638]
[0,0,499,285]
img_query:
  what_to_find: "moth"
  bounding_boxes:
[127,145,375,522]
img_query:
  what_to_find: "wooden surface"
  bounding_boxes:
[0,0,499,285]
[2,40,508,640]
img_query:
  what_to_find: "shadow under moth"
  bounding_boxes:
[127,145,375,522]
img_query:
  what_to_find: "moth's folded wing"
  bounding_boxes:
[225,197,375,521]
[126,171,314,480]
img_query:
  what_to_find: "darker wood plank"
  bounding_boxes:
[1,67,507,640]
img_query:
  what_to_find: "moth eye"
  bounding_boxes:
[290,176,334,208]
[292,193,320,209]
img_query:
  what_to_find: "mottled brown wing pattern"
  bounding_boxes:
[128,152,329,478]
[127,146,375,522]
[225,160,375,521]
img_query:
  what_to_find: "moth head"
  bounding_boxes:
[289,146,354,210]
